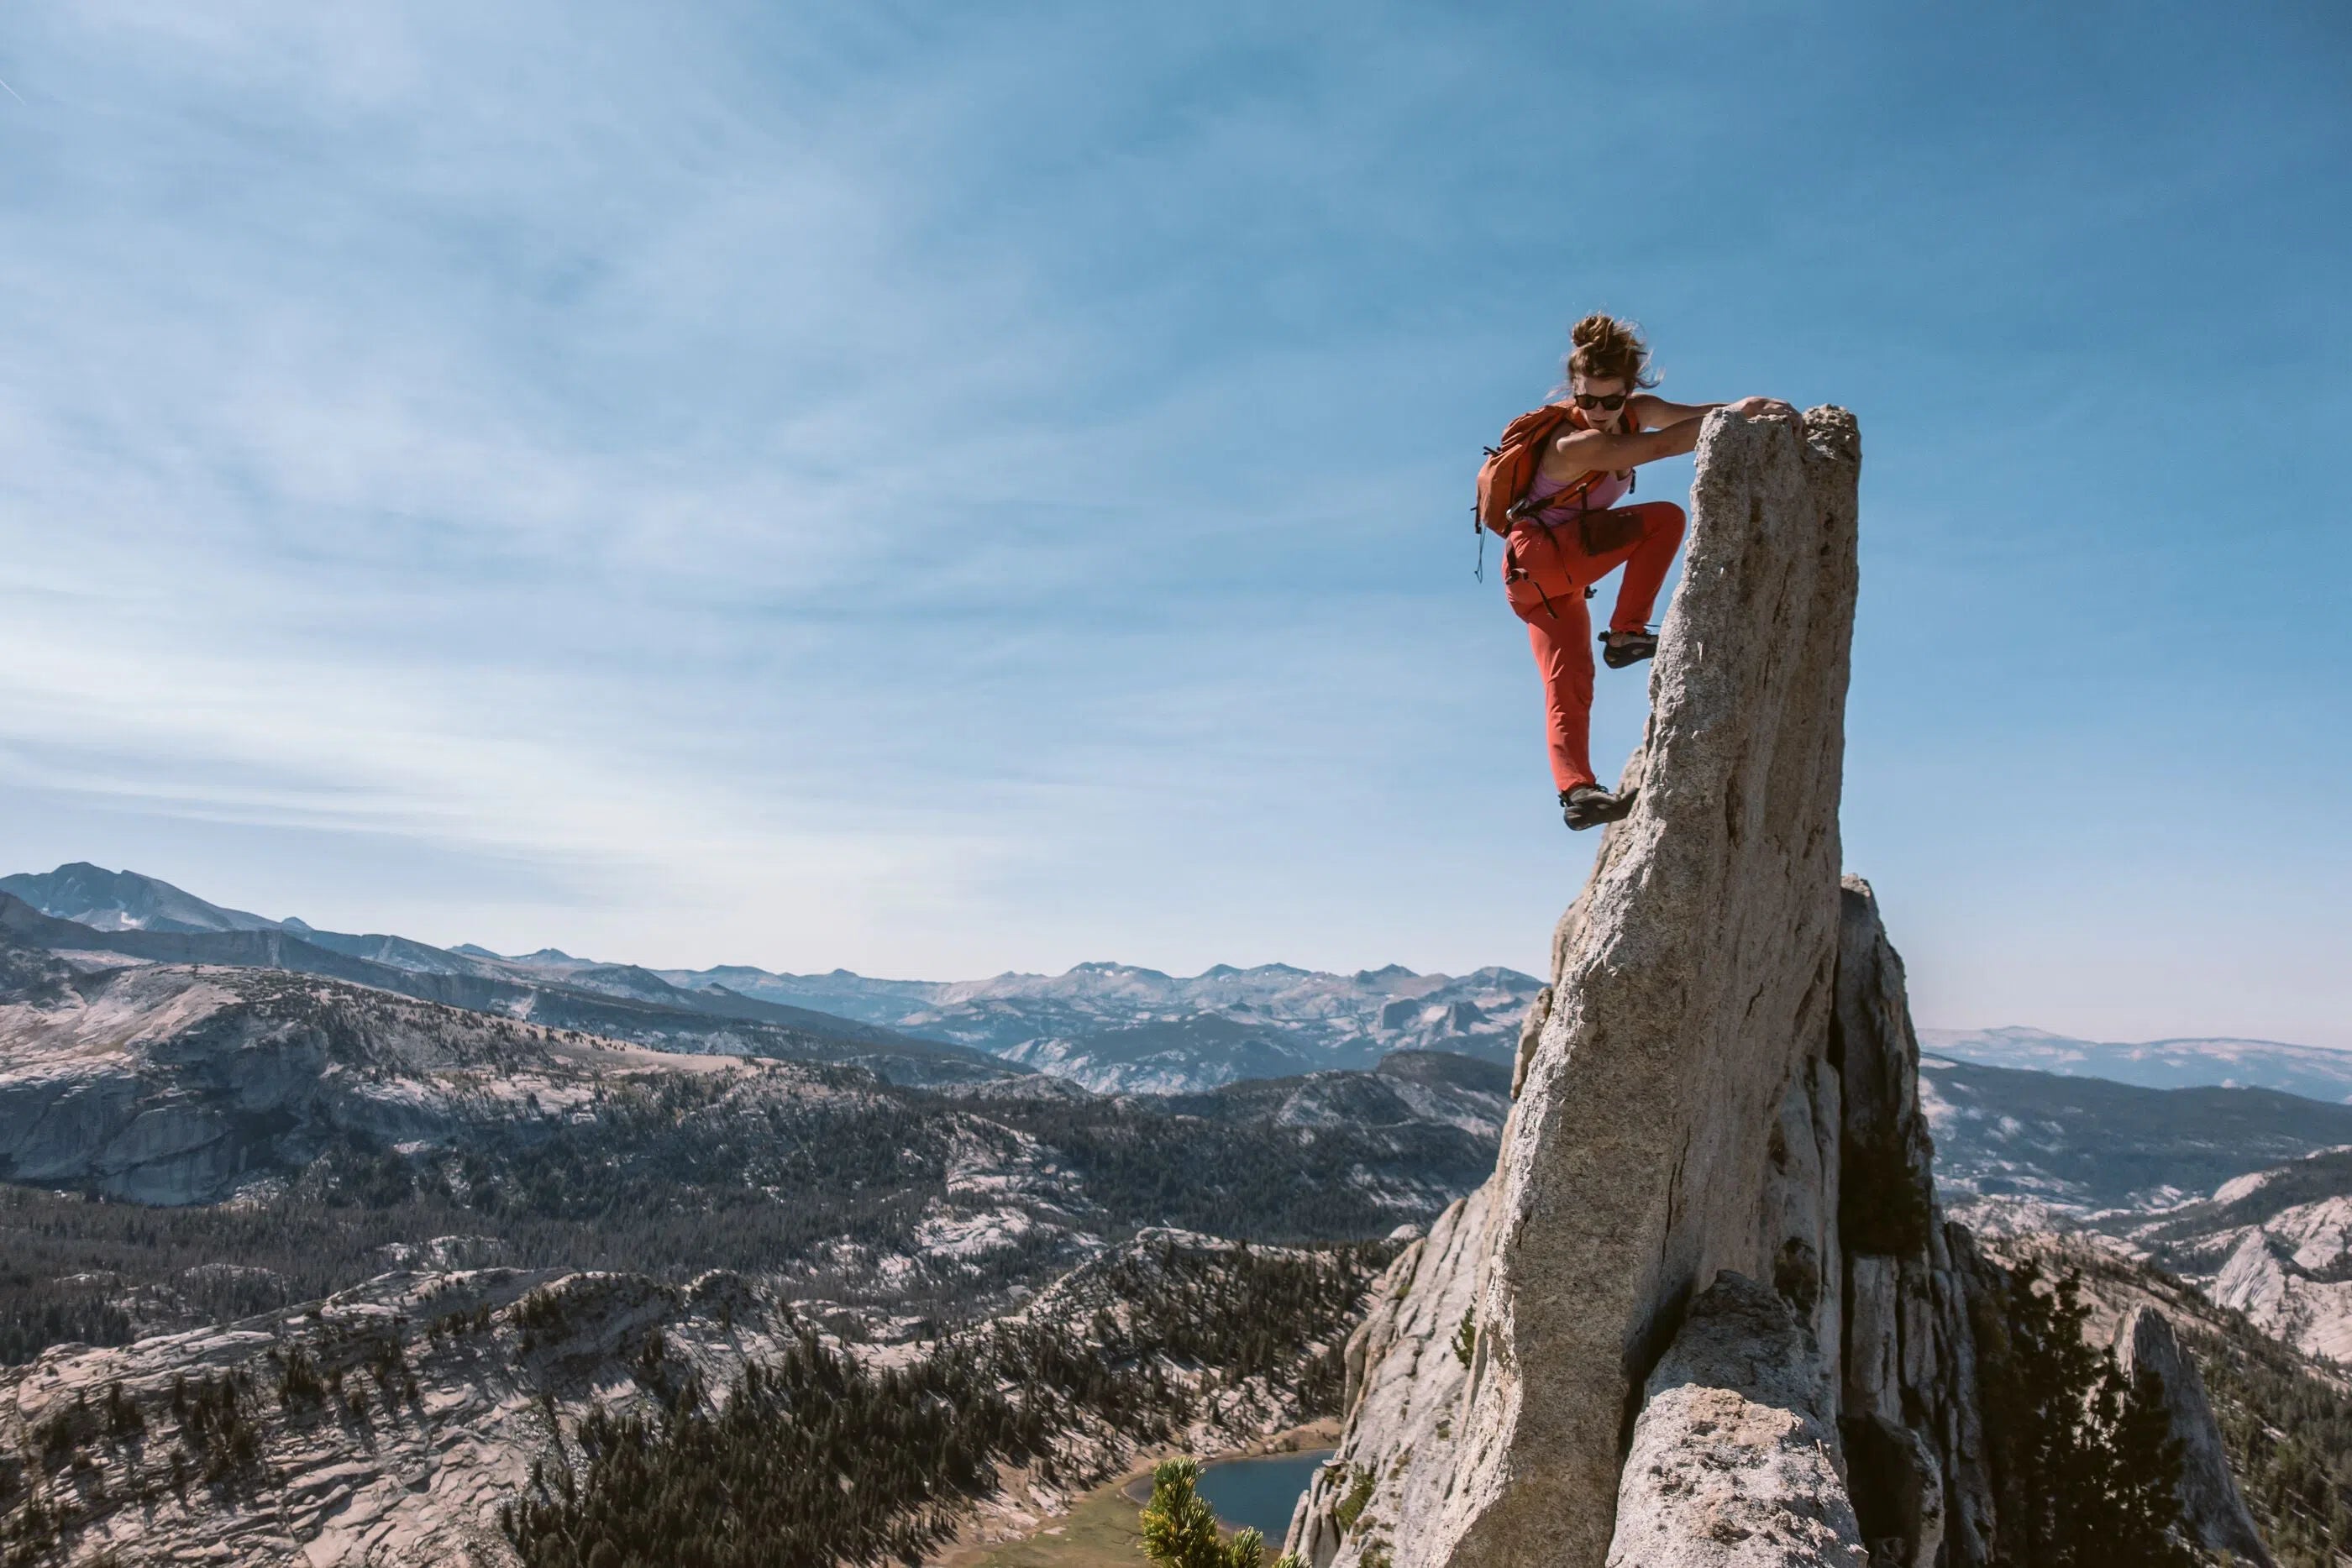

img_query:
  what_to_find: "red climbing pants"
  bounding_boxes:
[1502,501,1688,793]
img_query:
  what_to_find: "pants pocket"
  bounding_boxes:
[1504,525,1578,621]
[1577,507,1645,557]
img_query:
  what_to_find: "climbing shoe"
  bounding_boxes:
[1561,784,1638,831]
[1600,628,1657,669]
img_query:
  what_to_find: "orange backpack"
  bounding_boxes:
[1473,402,1625,537]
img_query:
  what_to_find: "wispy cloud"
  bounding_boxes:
[2,1,2346,1041]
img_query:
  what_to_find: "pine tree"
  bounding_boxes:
[1982,1261,2196,1567]
[2090,1362,2194,1567]
[1137,1457,1278,1568]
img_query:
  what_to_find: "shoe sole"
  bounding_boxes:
[1563,790,1641,831]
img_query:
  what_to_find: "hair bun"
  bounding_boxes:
[1559,312,1658,394]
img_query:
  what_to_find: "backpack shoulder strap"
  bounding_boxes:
[1504,403,1611,525]
[1477,404,1572,536]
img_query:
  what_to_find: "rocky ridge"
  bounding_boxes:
[1942,1109,2352,1371]
[1921,1056,2352,1217]
[2113,1303,2273,1565]
[1975,1232,2298,1566]
[0,891,994,1087]
[709,962,1545,1089]
[1909,1053,2352,1374]
[2130,1149,2352,1367]
[0,954,1501,1325]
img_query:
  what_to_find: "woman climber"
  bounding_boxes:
[1477,313,1802,830]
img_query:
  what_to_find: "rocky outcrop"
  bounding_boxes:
[1293,878,2000,1568]
[1320,408,1867,1566]
[1830,888,2000,1568]
[1287,411,2015,1568]
[1289,1188,1496,1568]
[1454,405,1861,1568]
[1608,1272,1867,1567]
[2179,1192,2352,1366]
[2113,1305,2273,1566]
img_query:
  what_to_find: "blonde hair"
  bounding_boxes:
[1562,312,1658,392]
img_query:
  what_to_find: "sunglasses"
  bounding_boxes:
[1572,391,1628,412]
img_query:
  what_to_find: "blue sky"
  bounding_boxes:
[2,2,2345,1044]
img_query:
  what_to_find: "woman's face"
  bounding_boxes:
[1569,375,1630,431]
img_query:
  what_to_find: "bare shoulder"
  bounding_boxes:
[1625,392,1675,432]
[1537,423,1610,482]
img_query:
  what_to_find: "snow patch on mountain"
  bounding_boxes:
[666,960,1545,1093]
[916,1206,1038,1259]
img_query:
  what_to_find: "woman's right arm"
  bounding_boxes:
[1541,419,1704,479]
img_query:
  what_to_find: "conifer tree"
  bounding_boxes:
[1982,1261,2196,1568]
[1138,1457,1276,1568]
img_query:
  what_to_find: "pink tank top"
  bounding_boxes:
[1524,464,1630,521]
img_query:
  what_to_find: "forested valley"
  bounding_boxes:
[0,940,1455,1565]
[500,1242,1373,1568]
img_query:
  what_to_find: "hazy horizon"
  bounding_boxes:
[6,856,2344,1057]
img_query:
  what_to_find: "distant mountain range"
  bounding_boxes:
[0,884,999,1088]
[684,958,1541,1092]
[10,863,2347,1104]
[1920,1053,2352,1367]
[0,936,1504,1234]
[1922,1025,2352,1103]
[0,861,291,935]
[1921,1055,2352,1213]
[16,855,2352,1552]
[0,863,1541,1092]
